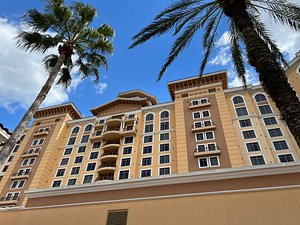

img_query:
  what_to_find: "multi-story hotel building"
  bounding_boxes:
[0,51,300,225]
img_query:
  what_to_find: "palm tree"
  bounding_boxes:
[0,0,114,165]
[130,0,300,147]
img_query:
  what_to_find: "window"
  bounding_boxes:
[56,168,65,177]
[99,119,105,124]
[239,119,252,127]
[159,155,170,164]
[89,152,99,160]
[160,143,170,152]
[19,135,25,142]
[60,158,69,166]
[121,158,131,167]
[206,131,214,140]
[119,170,129,180]
[250,155,265,166]
[191,100,199,106]
[74,156,83,164]
[107,210,128,225]
[142,157,152,166]
[86,162,96,171]
[128,114,135,119]
[83,174,93,184]
[67,137,76,145]
[122,146,132,155]
[196,144,206,152]
[71,126,80,134]
[124,136,134,144]
[255,94,267,102]
[52,180,62,188]
[64,148,73,155]
[199,156,220,168]
[193,112,201,119]
[7,156,14,163]
[67,178,77,186]
[2,165,9,173]
[196,133,204,141]
[201,98,208,104]
[160,111,169,119]
[70,166,80,175]
[141,169,151,177]
[21,158,36,166]
[236,107,248,117]
[92,142,101,149]
[263,117,277,126]
[160,133,169,141]
[143,146,152,154]
[204,120,212,127]
[29,158,35,165]
[160,122,169,130]
[32,138,44,146]
[273,140,289,150]
[207,143,217,151]
[78,146,86,153]
[246,142,261,152]
[11,180,26,189]
[81,135,89,143]
[12,145,20,153]
[125,125,134,131]
[268,128,283,137]
[145,113,154,121]
[144,124,153,133]
[278,154,295,163]
[233,96,244,104]
[202,110,210,118]
[144,135,153,143]
[84,124,92,132]
[159,167,170,175]
[259,105,272,114]
[242,130,256,139]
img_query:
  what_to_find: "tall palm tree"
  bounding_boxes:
[130,0,300,147]
[0,0,114,165]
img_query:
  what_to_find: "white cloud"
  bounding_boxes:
[0,18,85,113]
[95,82,108,95]
[209,32,232,66]
[228,67,259,88]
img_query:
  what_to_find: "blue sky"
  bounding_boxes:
[0,0,299,131]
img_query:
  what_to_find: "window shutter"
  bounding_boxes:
[106,210,128,225]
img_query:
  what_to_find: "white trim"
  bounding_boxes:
[63,147,73,155]
[277,153,296,163]
[141,102,174,111]
[159,154,171,165]
[70,125,81,135]
[89,151,100,160]
[86,162,97,172]
[122,146,133,155]
[66,178,77,186]
[59,157,70,166]
[51,180,63,188]
[267,127,284,138]
[144,112,155,122]
[241,129,257,140]
[238,118,252,128]
[140,168,152,178]
[142,145,153,155]
[262,116,278,126]
[123,136,134,145]
[272,139,290,151]
[192,111,201,120]
[249,154,266,166]
[202,109,210,118]
[73,155,84,164]
[158,166,171,176]
[118,169,130,180]
[159,142,170,153]
[25,162,300,199]
[83,123,93,132]
[143,134,153,144]
[10,179,26,189]
[141,156,153,167]
[77,145,87,154]
[67,116,96,125]
[120,157,132,167]
[159,132,170,141]
[245,141,261,153]
[55,168,66,177]
[69,166,81,176]
[82,174,94,184]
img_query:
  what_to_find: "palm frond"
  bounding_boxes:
[22,9,53,32]
[57,67,72,88]
[73,2,97,23]
[97,24,115,39]
[43,54,59,70]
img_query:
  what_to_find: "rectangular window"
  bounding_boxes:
[56,168,66,177]
[67,178,77,186]
[202,110,210,118]
[32,138,44,146]
[64,148,73,155]
[124,136,134,144]
[199,156,220,168]
[246,142,261,152]
[273,140,289,150]
[2,165,9,173]
[250,155,266,166]
[239,119,252,127]
[160,143,170,152]
[10,180,26,189]
[142,146,152,154]
[195,133,204,141]
[86,162,96,171]
[141,157,152,166]
[160,133,169,141]
[74,156,83,164]
[121,158,131,167]
[67,137,76,145]
[259,105,272,114]
[159,167,170,175]
[192,100,199,105]
[160,122,169,131]
[141,169,151,177]
[242,130,256,139]
[204,120,212,127]
[81,135,89,143]
[78,146,86,153]
[107,210,128,225]
[122,146,132,155]
[207,143,217,151]
[278,154,295,163]
[119,170,129,180]
[128,114,135,119]
[52,180,62,188]
[197,144,206,152]
[268,128,283,137]
[193,111,201,119]
[263,117,277,126]
[194,121,202,128]
[83,174,93,184]
[201,98,208,104]
[144,124,153,133]
[7,156,14,163]
[236,107,248,117]
[159,155,170,164]
[199,158,208,167]
[70,166,80,175]
[60,158,69,166]
[89,151,99,160]
[206,131,214,140]
[144,135,153,143]
[92,142,101,149]
[12,145,20,153]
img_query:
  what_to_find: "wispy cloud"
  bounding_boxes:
[95,82,108,95]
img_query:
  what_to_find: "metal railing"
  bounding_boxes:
[194,146,220,153]
[192,121,215,129]
[12,171,31,177]
[96,175,114,181]
[101,151,118,156]
[98,163,116,168]
[0,196,19,202]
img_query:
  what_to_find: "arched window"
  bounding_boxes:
[145,113,154,121]
[19,135,25,142]
[255,94,267,102]
[160,111,169,119]
[84,124,92,132]
[71,126,80,134]
[233,96,244,104]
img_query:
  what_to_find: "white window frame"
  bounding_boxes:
[89,151,100,160]
[10,180,26,189]
[86,162,97,171]
[158,166,171,176]
[245,141,261,153]
[142,145,153,155]
[118,169,130,180]
[70,166,81,176]
[141,156,153,167]
[73,155,84,164]
[63,148,73,155]
[120,157,132,167]
[192,111,201,120]
[55,168,66,177]
[52,180,62,188]
[159,132,170,141]
[140,168,152,178]
[272,140,290,151]
[143,135,153,143]
[241,129,257,140]
[159,154,171,165]
[82,174,94,184]
[66,178,77,186]
[122,146,133,155]
[277,153,295,163]
[202,110,211,118]
[238,118,252,128]
[267,127,284,138]
[123,136,134,145]
[249,154,266,166]
[263,116,278,126]
[159,143,170,152]
[60,158,69,166]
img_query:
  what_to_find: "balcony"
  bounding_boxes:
[0,196,19,206]
[94,120,105,128]
[102,142,120,151]
[97,163,116,174]
[189,101,211,109]
[96,174,114,182]
[11,171,31,180]
[194,146,221,157]
[100,151,118,162]
[191,122,216,132]
[90,130,103,141]
[102,128,120,140]
[120,126,136,136]
[33,131,48,137]
[22,149,40,158]
[106,116,123,127]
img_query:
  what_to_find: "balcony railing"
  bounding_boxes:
[189,100,211,109]
[96,174,114,181]
[33,129,49,137]
[99,163,116,168]
[0,196,19,204]
[194,146,221,157]
[102,151,118,156]
[11,171,31,180]
[22,149,40,158]
[191,122,215,132]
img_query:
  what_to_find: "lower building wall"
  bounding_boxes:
[1,187,300,225]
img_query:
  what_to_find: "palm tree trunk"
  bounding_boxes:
[0,54,66,166]
[222,1,300,147]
